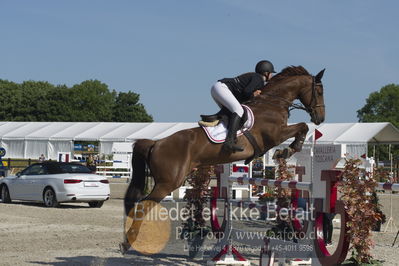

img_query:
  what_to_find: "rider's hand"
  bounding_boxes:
[253,90,262,97]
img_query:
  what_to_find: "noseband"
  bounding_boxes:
[303,76,325,115]
[287,76,324,119]
[261,75,325,118]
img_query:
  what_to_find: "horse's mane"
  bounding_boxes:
[245,65,311,106]
[265,65,310,88]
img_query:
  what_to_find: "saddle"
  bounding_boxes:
[199,107,249,128]
[199,107,263,164]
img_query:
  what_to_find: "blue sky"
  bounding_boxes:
[1,0,398,123]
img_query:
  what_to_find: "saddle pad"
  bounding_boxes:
[200,105,255,144]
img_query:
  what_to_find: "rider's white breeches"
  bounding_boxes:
[211,82,244,117]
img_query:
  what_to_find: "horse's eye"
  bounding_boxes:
[317,86,323,95]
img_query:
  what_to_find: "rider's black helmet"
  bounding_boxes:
[255,60,276,74]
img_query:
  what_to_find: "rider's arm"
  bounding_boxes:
[241,74,264,101]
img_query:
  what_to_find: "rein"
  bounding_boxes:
[262,76,324,117]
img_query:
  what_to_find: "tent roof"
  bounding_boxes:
[0,122,398,144]
[290,122,399,145]
[334,122,399,144]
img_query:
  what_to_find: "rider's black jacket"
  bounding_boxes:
[219,72,265,102]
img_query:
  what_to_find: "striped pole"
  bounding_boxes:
[229,176,312,191]
[377,182,399,192]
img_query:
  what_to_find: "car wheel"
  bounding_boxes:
[43,188,59,207]
[88,201,104,208]
[1,185,12,203]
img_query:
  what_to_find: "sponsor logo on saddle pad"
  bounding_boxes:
[200,105,255,143]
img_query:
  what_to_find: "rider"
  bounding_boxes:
[204,60,276,153]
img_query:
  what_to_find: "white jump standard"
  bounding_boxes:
[208,163,350,266]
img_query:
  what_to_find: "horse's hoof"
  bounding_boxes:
[281,148,289,159]
[272,149,282,159]
[119,242,130,254]
[281,147,295,159]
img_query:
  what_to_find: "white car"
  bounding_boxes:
[0,162,110,208]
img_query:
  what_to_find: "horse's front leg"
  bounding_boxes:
[273,123,309,159]
[286,122,309,152]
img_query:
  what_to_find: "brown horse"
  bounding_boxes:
[124,66,325,215]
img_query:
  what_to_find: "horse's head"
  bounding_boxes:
[300,69,326,125]
[259,66,326,125]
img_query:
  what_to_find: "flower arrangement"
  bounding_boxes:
[275,158,293,201]
[258,187,276,203]
[340,158,384,265]
[180,166,213,238]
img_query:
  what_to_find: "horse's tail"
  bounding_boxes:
[132,139,155,193]
[124,139,155,216]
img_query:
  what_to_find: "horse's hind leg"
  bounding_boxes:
[144,182,176,203]
[144,169,188,204]
[121,180,148,254]
[121,138,194,252]
[124,180,147,215]
[144,151,192,204]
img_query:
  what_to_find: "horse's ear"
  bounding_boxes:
[315,68,325,82]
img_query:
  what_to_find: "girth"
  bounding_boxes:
[242,131,264,165]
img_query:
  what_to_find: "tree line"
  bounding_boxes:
[0,79,153,122]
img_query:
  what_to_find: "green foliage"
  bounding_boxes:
[68,80,115,122]
[258,187,275,203]
[113,91,153,122]
[342,256,383,265]
[357,84,399,128]
[0,79,153,122]
[357,84,399,161]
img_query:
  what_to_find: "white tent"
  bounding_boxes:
[0,122,198,159]
[293,122,399,145]
[0,121,398,160]
[272,122,399,164]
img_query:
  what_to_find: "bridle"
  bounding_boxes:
[262,75,325,118]
[298,76,325,116]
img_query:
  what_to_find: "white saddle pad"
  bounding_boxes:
[200,105,255,143]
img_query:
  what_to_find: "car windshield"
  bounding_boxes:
[57,164,92,174]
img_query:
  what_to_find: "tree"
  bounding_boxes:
[113,91,153,122]
[17,81,55,121]
[45,84,76,121]
[0,80,19,121]
[357,84,399,128]
[357,84,399,162]
[0,79,153,123]
[69,80,116,122]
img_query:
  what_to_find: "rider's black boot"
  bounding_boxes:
[222,112,244,153]
[201,107,229,122]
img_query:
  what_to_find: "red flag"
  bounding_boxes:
[361,154,367,159]
[314,129,323,142]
